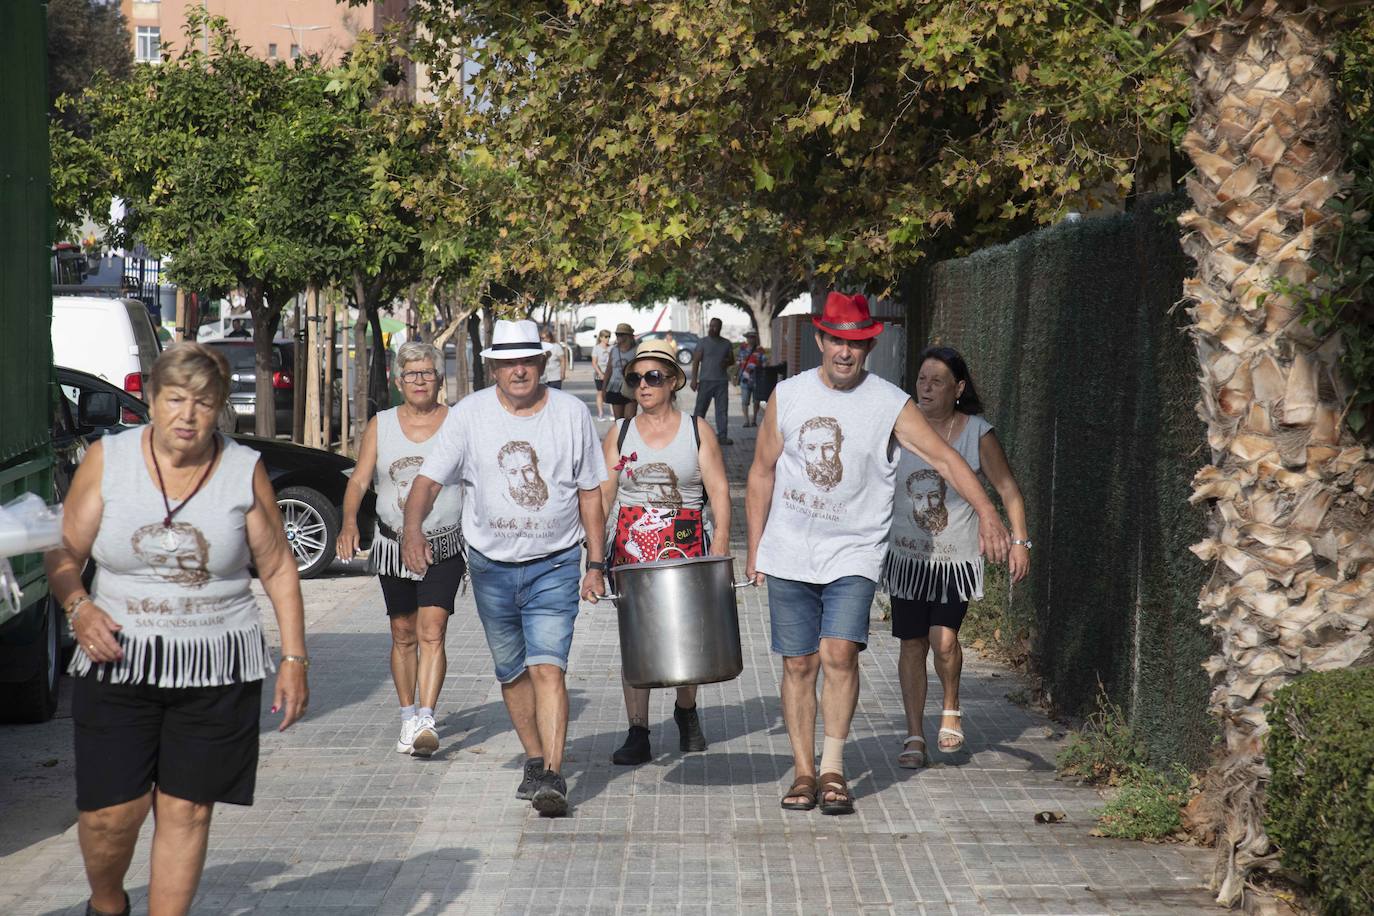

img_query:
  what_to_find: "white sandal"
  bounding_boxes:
[898,735,927,769]
[938,709,965,752]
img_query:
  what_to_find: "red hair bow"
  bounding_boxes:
[614,451,638,478]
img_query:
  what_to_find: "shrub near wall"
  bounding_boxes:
[914,196,1216,767]
[1265,667,1374,916]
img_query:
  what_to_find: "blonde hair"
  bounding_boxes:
[148,342,230,407]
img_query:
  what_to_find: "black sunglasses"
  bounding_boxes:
[625,369,670,388]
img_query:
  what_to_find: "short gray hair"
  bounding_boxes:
[396,341,444,383]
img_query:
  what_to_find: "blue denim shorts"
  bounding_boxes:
[766,575,877,656]
[467,544,582,683]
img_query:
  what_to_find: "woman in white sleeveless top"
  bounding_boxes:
[598,339,731,765]
[45,343,308,916]
[883,346,1030,767]
[339,342,463,759]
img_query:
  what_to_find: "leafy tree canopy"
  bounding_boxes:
[406,0,1189,300]
[47,0,132,133]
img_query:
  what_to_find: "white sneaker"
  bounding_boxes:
[396,717,420,754]
[411,715,439,758]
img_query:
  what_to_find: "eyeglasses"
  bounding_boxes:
[625,370,670,388]
[400,369,438,383]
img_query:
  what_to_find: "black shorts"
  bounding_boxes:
[593,378,605,391]
[73,674,262,811]
[378,551,466,616]
[604,389,633,406]
[891,594,970,640]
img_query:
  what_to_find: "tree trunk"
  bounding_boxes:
[468,309,485,391]
[1173,4,1373,905]
[292,291,307,445]
[247,283,281,439]
[350,290,369,455]
[368,307,388,416]
[305,286,322,449]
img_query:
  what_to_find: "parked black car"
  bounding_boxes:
[635,330,700,365]
[203,339,296,434]
[55,367,374,579]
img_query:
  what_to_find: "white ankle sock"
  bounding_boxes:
[400,704,417,722]
[417,706,434,720]
[820,735,846,774]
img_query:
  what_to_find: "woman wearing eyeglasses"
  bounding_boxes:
[599,339,732,765]
[338,341,465,759]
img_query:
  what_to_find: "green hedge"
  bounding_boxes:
[1266,667,1374,916]
[909,195,1216,767]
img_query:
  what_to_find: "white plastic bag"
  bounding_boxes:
[0,493,64,559]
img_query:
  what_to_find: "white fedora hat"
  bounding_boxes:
[480,319,545,360]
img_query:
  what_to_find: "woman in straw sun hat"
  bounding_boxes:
[601,322,639,421]
[599,338,731,765]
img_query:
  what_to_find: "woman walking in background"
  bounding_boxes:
[591,329,612,419]
[602,322,639,421]
[338,342,464,759]
[882,346,1030,767]
[600,339,731,764]
[45,343,308,916]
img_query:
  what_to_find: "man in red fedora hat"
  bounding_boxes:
[745,291,1010,815]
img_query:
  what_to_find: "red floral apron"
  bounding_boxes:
[611,505,705,567]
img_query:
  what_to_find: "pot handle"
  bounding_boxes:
[733,579,755,589]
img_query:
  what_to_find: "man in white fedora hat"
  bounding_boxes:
[402,318,608,817]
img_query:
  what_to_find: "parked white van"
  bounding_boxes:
[51,296,162,398]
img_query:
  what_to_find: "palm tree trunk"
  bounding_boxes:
[1173,3,1372,905]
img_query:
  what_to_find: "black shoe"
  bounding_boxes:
[674,704,707,752]
[531,770,569,817]
[611,725,651,765]
[719,436,734,445]
[515,756,545,800]
[86,892,130,916]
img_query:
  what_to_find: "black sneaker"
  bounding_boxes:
[531,770,569,817]
[674,704,707,752]
[515,756,545,800]
[611,725,651,765]
[718,436,734,445]
[86,892,130,916]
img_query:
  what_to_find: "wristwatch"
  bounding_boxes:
[1012,538,1033,549]
[586,559,608,571]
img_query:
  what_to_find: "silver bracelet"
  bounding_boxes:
[280,654,311,670]
[1011,538,1033,549]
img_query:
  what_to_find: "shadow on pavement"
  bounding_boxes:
[38,847,478,916]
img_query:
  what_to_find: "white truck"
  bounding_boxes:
[569,302,672,360]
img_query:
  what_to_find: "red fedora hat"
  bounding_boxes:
[812,291,883,340]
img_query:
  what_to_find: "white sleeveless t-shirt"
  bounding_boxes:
[370,407,464,579]
[755,368,910,584]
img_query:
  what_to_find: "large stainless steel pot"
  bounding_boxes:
[604,553,750,688]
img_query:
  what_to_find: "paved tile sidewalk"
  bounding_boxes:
[3,363,1219,915]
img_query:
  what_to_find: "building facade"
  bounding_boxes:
[119,0,408,65]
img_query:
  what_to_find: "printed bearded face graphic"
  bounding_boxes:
[906,469,949,535]
[799,416,844,491]
[131,522,212,588]
[497,440,549,510]
[634,462,682,509]
[389,455,425,513]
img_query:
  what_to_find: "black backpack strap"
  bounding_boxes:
[691,414,701,451]
[616,418,632,454]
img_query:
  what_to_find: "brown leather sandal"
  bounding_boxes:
[818,771,856,815]
[780,775,818,811]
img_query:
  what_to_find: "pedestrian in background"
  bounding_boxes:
[883,345,1030,767]
[746,293,1008,816]
[602,322,638,421]
[737,329,764,428]
[591,329,612,419]
[45,343,308,916]
[403,319,608,817]
[338,342,464,760]
[691,317,735,444]
[599,339,732,765]
[540,326,568,390]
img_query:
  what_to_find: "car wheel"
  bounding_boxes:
[0,597,62,723]
[677,349,693,365]
[276,486,340,579]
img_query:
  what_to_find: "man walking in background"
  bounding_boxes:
[691,317,735,444]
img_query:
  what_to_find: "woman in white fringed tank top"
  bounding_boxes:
[882,346,1031,768]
